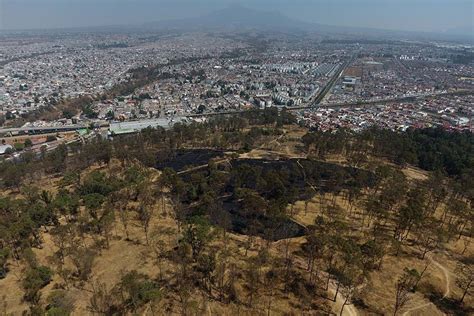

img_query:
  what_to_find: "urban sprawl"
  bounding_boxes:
[0,31,473,156]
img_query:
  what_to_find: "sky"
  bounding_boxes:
[0,0,472,34]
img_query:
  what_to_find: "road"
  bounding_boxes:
[0,124,91,135]
[1,68,472,138]
[312,56,355,105]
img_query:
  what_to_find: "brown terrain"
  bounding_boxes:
[0,126,472,316]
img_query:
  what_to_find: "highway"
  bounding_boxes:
[1,89,472,136]
[188,89,474,114]
[1,51,472,140]
[0,124,90,134]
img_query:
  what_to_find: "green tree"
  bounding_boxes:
[22,266,53,303]
[182,217,213,260]
[119,270,161,312]
[196,253,216,294]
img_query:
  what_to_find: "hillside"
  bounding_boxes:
[0,109,473,315]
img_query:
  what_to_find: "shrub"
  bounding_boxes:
[22,266,53,302]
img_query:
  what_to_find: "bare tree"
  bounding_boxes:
[393,268,420,315]
[245,259,261,308]
[264,268,279,316]
[455,260,473,304]
[137,204,153,245]
[414,221,445,260]
[70,247,96,281]
[150,232,167,281]
[301,233,322,285]
[50,224,74,265]
[118,206,130,240]
[88,281,120,315]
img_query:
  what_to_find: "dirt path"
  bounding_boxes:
[267,131,286,147]
[176,158,229,175]
[328,281,359,316]
[296,159,318,193]
[401,253,451,316]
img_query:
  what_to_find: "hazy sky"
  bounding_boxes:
[0,0,472,34]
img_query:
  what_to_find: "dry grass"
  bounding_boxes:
[402,166,429,182]
[288,190,472,316]
[1,132,472,316]
[0,263,29,315]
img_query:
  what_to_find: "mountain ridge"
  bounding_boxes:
[143,5,473,43]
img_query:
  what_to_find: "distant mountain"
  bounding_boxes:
[145,4,314,32]
[9,5,467,43]
[144,5,473,43]
[441,26,474,40]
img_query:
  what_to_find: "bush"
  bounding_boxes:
[24,139,33,148]
[14,142,24,151]
[120,271,161,310]
[46,290,74,316]
[79,171,118,196]
[22,266,53,302]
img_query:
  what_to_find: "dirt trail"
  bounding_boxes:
[296,159,318,193]
[267,131,286,147]
[176,158,229,175]
[401,253,451,316]
[327,281,359,316]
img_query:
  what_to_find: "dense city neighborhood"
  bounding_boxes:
[1,31,473,159]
